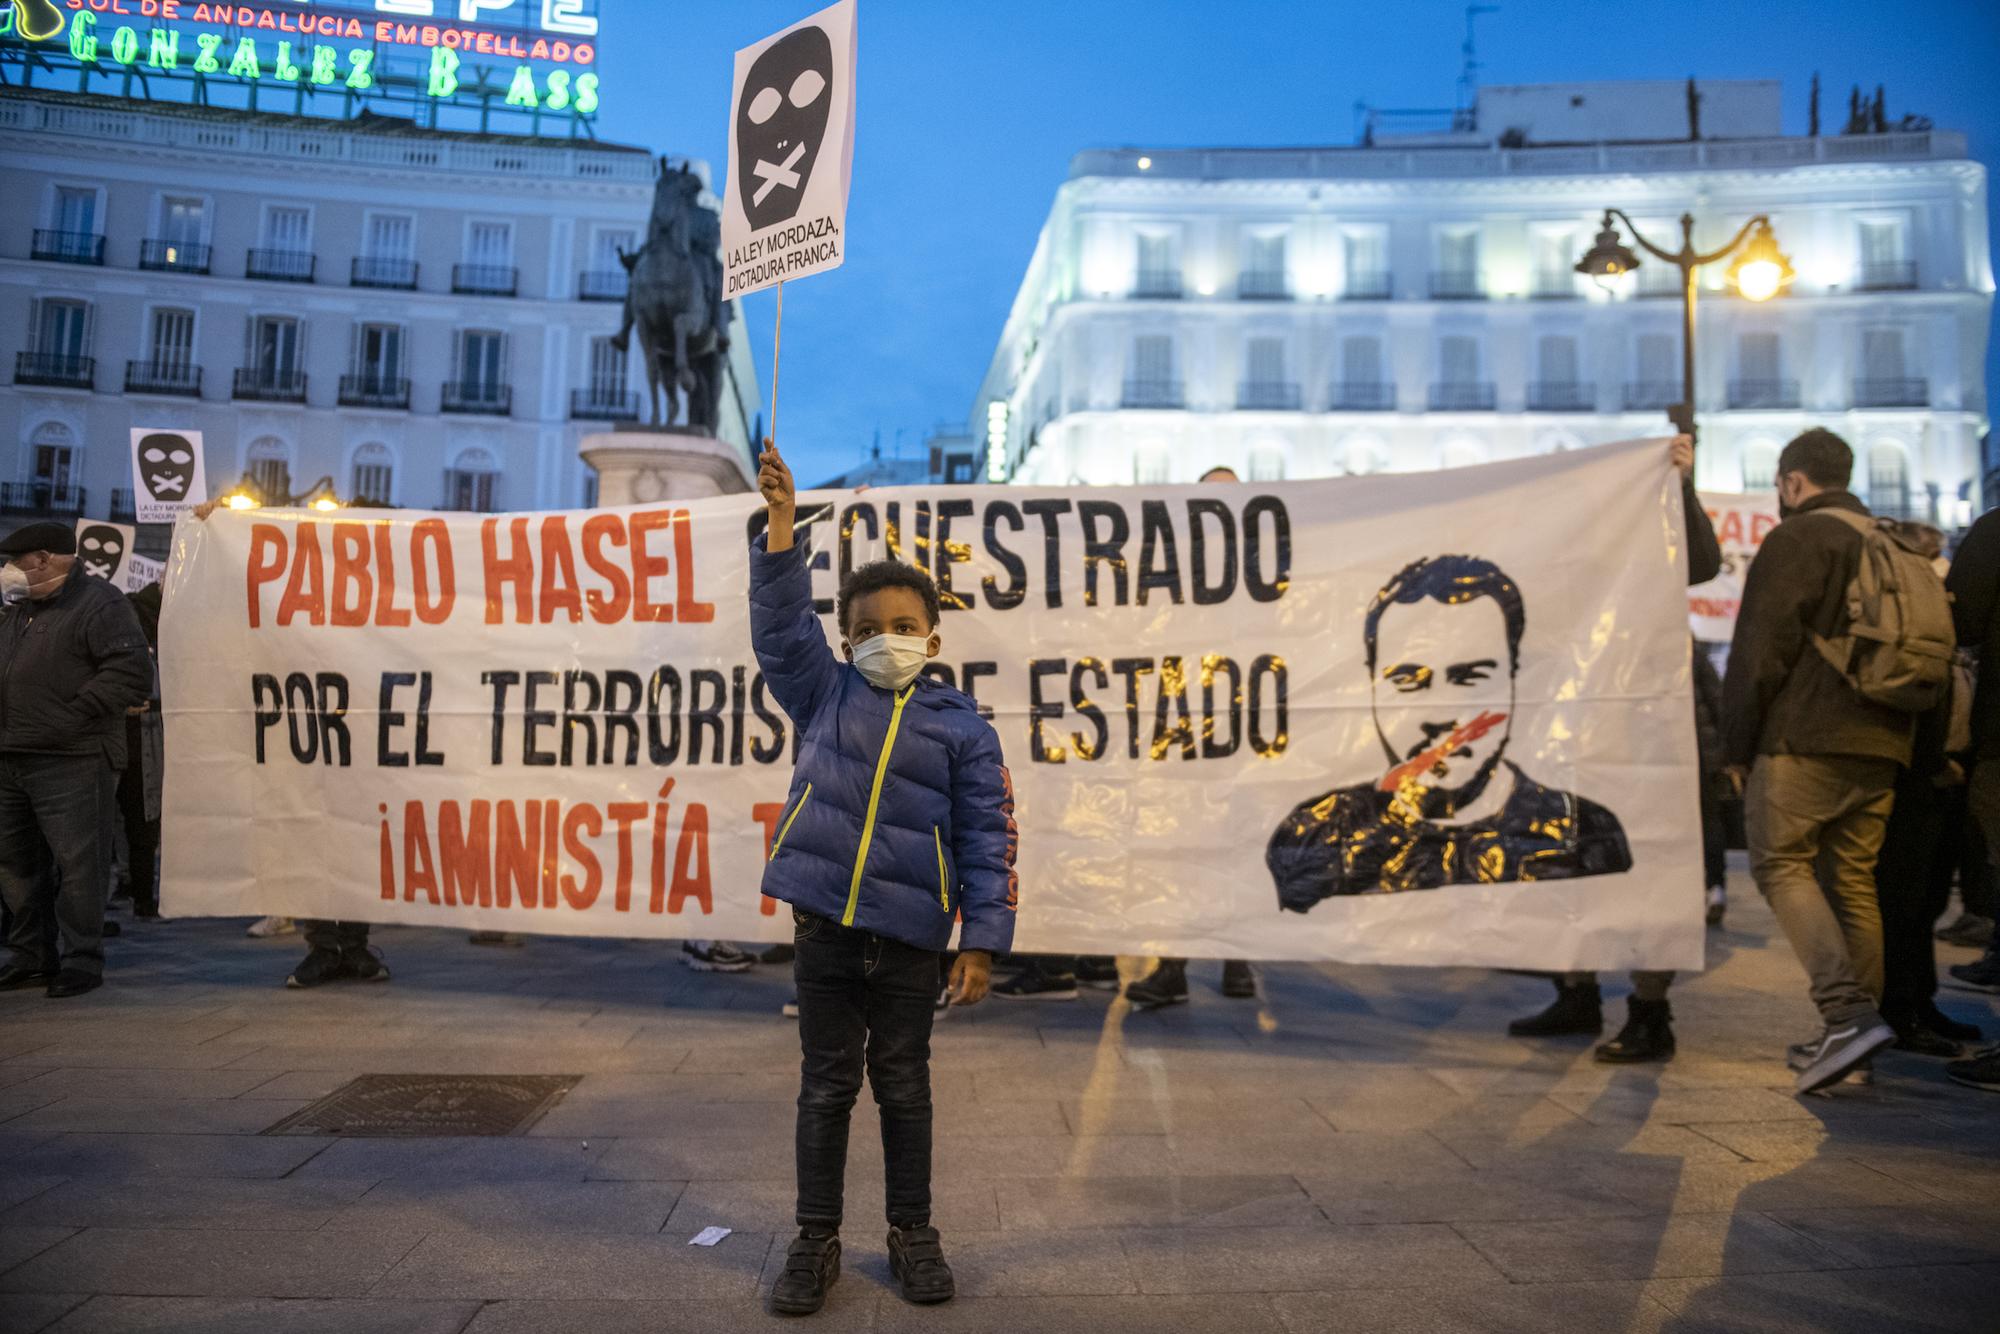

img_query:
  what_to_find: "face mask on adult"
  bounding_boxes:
[849,633,932,691]
[0,564,27,606]
[12,553,73,601]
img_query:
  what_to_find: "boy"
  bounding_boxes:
[751,445,1018,1316]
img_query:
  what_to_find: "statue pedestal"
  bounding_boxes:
[581,425,753,506]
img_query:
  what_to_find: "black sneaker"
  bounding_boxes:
[1595,998,1675,1063]
[286,948,350,989]
[0,962,53,992]
[1893,1023,1962,1058]
[1936,913,1996,949]
[1705,885,1727,927]
[1794,1020,1896,1094]
[991,969,1078,1001]
[681,940,754,973]
[1946,957,2000,994]
[887,1225,955,1305]
[1124,960,1190,1010]
[1945,1049,2000,1092]
[1920,1003,1985,1042]
[345,948,390,983]
[1507,980,1603,1037]
[769,1230,840,1316]
[45,970,102,999]
[1220,959,1257,999]
[1074,956,1122,990]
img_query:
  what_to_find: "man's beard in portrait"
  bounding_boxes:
[1381,727,1509,820]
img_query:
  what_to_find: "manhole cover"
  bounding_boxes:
[263,1074,581,1137]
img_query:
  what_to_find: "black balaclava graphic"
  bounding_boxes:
[138,432,196,502]
[735,25,833,230]
[77,524,127,584]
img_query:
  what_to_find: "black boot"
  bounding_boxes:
[1124,959,1190,1010]
[1507,978,1602,1037]
[1595,998,1676,1063]
[769,1229,841,1316]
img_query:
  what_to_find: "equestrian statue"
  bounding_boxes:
[611,159,732,433]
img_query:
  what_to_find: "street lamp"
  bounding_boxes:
[215,472,345,512]
[1575,209,1794,439]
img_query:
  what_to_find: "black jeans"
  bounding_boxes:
[1877,768,1955,1025]
[792,909,938,1231]
[0,752,115,977]
[117,716,158,914]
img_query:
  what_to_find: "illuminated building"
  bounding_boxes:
[974,81,1992,523]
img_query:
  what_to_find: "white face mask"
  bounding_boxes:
[849,633,933,691]
[0,564,27,606]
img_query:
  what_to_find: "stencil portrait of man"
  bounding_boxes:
[1266,554,1632,910]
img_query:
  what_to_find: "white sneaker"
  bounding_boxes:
[247,916,295,938]
[681,940,753,973]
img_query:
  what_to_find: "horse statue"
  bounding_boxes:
[610,159,732,433]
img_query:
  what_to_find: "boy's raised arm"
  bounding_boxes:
[749,443,839,726]
[950,725,1019,959]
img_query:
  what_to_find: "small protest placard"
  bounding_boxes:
[129,428,206,524]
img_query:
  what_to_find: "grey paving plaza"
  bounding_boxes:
[0,859,1994,1334]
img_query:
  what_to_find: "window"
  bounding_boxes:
[588,336,628,401]
[593,228,634,271]
[1741,441,1778,492]
[445,448,499,512]
[1636,333,1676,384]
[468,221,514,266]
[1342,229,1389,297]
[1342,335,1383,385]
[1856,217,1912,288]
[459,330,506,391]
[263,206,311,253]
[1531,227,1578,295]
[31,298,91,359]
[1241,231,1287,295]
[246,437,291,502]
[53,186,96,236]
[148,308,195,376]
[1134,231,1179,294]
[1133,448,1170,485]
[1247,446,1285,481]
[251,316,302,382]
[1867,444,1912,519]
[1861,327,1907,380]
[354,324,403,385]
[1538,335,1579,383]
[1125,334,1177,405]
[1437,228,1479,275]
[1439,335,1480,385]
[366,213,414,260]
[32,422,77,490]
[1246,336,1285,385]
[160,196,204,248]
[351,443,394,506]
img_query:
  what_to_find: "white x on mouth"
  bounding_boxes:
[149,474,186,495]
[751,141,807,206]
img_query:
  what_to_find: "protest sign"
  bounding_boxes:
[129,428,207,524]
[160,438,1704,971]
[74,519,136,588]
[1690,491,1780,642]
[720,0,856,300]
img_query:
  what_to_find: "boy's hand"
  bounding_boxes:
[1669,434,1694,482]
[759,440,796,552]
[948,950,992,1006]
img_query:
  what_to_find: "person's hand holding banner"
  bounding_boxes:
[759,443,797,552]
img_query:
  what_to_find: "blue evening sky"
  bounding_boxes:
[600,1,2000,487]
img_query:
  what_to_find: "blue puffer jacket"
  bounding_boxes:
[750,535,1018,954]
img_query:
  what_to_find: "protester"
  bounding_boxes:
[752,443,1018,1316]
[1509,436,1721,1062]
[114,582,164,920]
[1722,428,1934,1093]
[0,522,153,997]
[1942,503,2000,1091]
[1694,644,1730,928]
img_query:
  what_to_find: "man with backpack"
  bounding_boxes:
[1722,428,1955,1094]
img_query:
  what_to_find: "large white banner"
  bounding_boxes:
[1690,490,1780,642]
[161,439,1704,970]
[720,0,856,300]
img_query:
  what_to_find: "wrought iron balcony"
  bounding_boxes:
[442,380,512,415]
[1120,378,1184,409]
[139,239,211,273]
[578,269,628,302]
[1132,268,1183,299]
[0,482,86,516]
[1341,271,1392,300]
[14,352,94,389]
[1428,381,1497,411]
[31,229,104,264]
[452,263,519,296]
[338,374,411,409]
[352,256,418,289]
[1852,377,1928,408]
[1237,270,1291,300]
[1529,271,1580,300]
[124,361,203,397]
[1429,270,1485,300]
[246,248,316,282]
[1856,260,1917,292]
[1727,378,1800,410]
[1330,381,1396,411]
[571,388,640,421]
[1237,381,1301,411]
[1527,380,1593,412]
[1623,380,1682,412]
[233,367,308,402]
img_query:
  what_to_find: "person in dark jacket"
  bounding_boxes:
[116,582,163,919]
[0,521,153,997]
[753,445,1017,1316]
[1942,505,2000,1090]
[1721,428,1907,1093]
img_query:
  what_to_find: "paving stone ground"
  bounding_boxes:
[0,857,1994,1333]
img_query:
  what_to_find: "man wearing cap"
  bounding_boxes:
[0,521,153,997]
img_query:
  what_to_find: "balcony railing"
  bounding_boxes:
[571,388,640,421]
[124,361,203,397]
[1121,378,1184,408]
[1429,270,1485,300]
[1237,270,1290,300]
[1527,380,1593,412]
[352,256,418,289]
[1728,378,1800,410]
[31,229,104,264]
[14,352,94,388]
[578,269,628,302]
[1237,381,1301,410]
[1330,381,1396,411]
[453,263,519,296]
[1856,260,1917,292]
[233,367,308,402]
[1529,271,1580,300]
[1132,269,1183,299]
[1342,271,1393,300]
[338,374,411,409]
[110,489,137,523]
[0,482,86,516]
[1623,380,1682,412]
[246,248,316,282]
[1853,377,1929,408]
[442,380,512,415]
[139,239,210,274]
[1428,381,1496,411]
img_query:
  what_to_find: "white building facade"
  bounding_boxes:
[0,87,759,531]
[976,84,1992,524]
